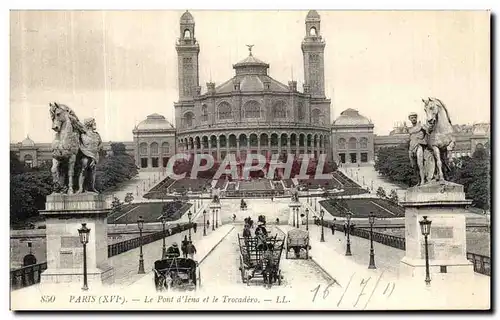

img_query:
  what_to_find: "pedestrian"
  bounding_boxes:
[186,241,197,260]
[193,222,197,234]
[276,218,280,225]
[207,220,210,228]
[331,218,336,235]
[181,235,189,258]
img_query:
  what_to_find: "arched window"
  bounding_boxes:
[311,109,322,124]
[272,101,287,119]
[218,102,232,120]
[184,29,191,38]
[338,138,346,149]
[310,27,317,36]
[348,137,357,150]
[23,154,33,168]
[150,142,159,156]
[161,142,170,155]
[298,102,306,120]
[359,137,368,149]
[139,142,148,155]
[183,112,194,128]
[201,105,208,122]
[243,101,261,119]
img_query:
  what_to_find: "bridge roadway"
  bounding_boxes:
[11,198,490,310]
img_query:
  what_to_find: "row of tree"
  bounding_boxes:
[374,144,490,209]
[10,143,139,227]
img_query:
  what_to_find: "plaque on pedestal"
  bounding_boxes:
[399,181,473,279]
[40,193,114,286]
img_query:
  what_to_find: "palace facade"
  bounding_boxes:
[10,11,490,170]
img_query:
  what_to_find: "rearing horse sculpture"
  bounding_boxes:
[422,97,455,182]
[49,102,80,194]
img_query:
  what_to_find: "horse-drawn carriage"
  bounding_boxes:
[238,233,285,288]
[152,257,201,291]
[286,229,310,259]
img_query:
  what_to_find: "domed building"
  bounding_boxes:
[174,10,331,162]
[132,113,176,170]
[332,109,374,164]
[17,136,38,168]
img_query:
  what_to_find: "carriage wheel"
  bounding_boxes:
[246,273,251,286]
[277,270,282,285]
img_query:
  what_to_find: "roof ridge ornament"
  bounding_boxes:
[246,44,254,56]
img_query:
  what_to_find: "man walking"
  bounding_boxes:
[186,241,197,260]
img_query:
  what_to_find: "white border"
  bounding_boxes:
[2,0,497,319]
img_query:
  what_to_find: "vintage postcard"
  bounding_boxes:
[9,10,491,311]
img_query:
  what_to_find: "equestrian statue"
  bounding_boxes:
[49,102,103,194]
[407,97,455,186]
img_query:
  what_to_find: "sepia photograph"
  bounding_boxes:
[8,8,491,311]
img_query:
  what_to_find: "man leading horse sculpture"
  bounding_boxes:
[407,97,455,186]
[49,102,103,194]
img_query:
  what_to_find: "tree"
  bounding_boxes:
[124,192,134,204]
[110,142,127,155]
[10,151,26,175]
[375,143,491,210]
[388,189,399,204]
[376,187,387,199]
[111,197,122,210]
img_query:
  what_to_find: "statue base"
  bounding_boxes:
[399,181,474,280]
[288,201,302,226]
[40,193,115,286]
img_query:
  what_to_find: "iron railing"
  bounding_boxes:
[10,262,47,290]
[320,220,490,276]
[467,252,491,276]
[108,222,195,257]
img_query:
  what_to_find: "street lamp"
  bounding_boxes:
[368,212,376,269]
[419,216,432,286]
[188,210,193,241]
[203,210,207,236]
[78,223,90,291]
[160,214,167,259]
[137,216,145,274]
[212,209,215,231]
[315,199,317,211]
[345,212,352,256]
[332,218,336,235]
[292,208,296,227]
[306,208,309,231]
[320,209,325,242]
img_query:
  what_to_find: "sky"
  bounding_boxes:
[10,10,490,143]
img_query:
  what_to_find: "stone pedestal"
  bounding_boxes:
[40,193,114,286]
[399,182,474,280]
[288,201,302,226]
[209,202,222,226]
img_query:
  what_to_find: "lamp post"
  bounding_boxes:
[345,212,352,256]
[188,210,193,241]
[332,218,336,235]
[293,208,296,227]
[315,199,317,211]
[203,210,207,236]
[320,209,325,242]
[212,209,215,231]
[368,212,376,269]
[78,223,90,291]
[419,216,432,286]
[136,185,139,196]
[160,214,167,259]
[137,216,145,274]
[306,208,309,231]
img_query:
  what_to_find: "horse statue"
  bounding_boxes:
[422,97,456,183]
[49,102,80,194]
[49,102,102,194]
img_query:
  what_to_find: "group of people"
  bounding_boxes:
[165,235,197,260]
